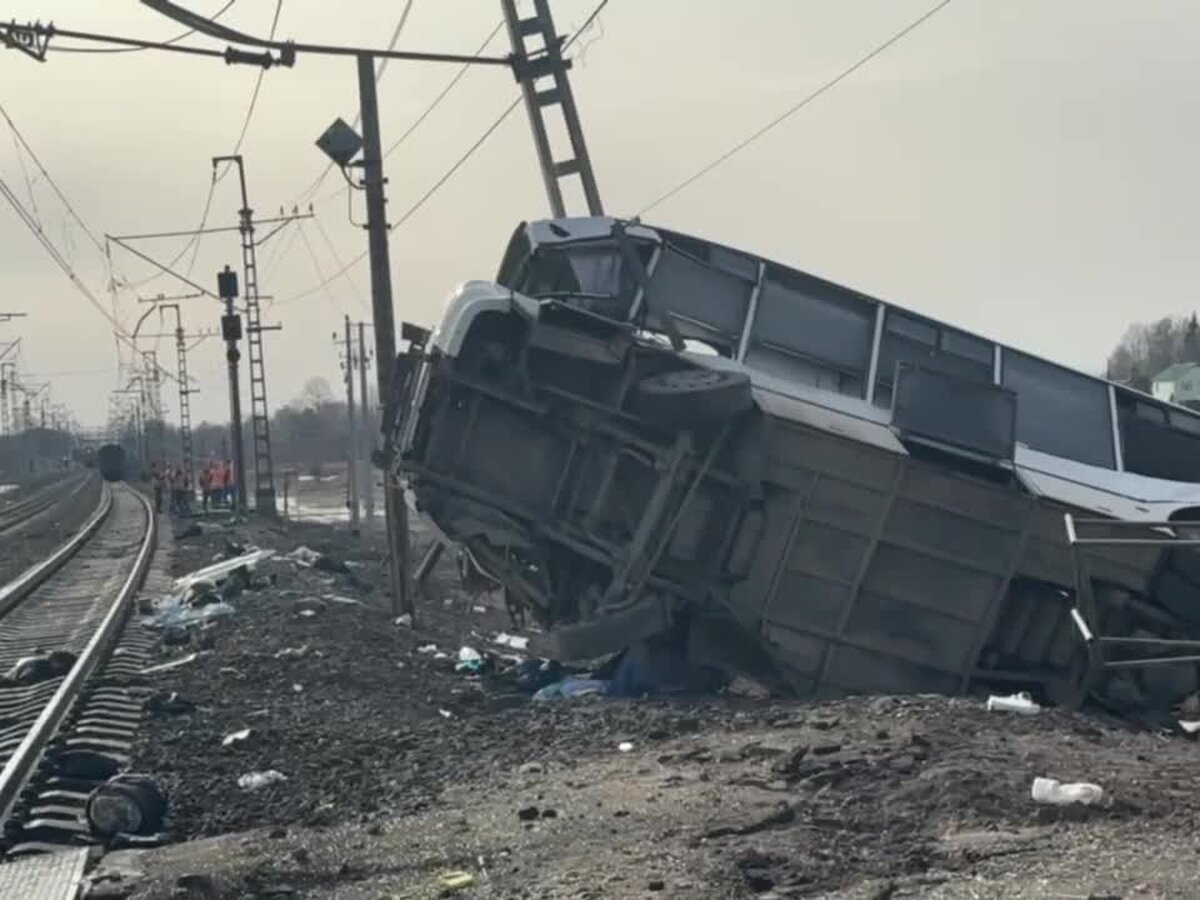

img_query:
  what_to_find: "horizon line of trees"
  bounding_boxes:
[114,376,380,476]
[1106,313,1200,393]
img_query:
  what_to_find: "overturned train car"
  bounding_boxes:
[387,217,1200,712]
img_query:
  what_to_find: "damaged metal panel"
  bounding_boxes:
[392,216,1200,715]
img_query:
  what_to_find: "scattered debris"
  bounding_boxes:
[493,631,530,651]
[987,692,1040,714]
[141,652,209,676]
[394,613,413,627]
[724,675,771,700]
[293,598,328,617]
[284,546,321,568]
[237,770,287,792]
[1030,776,1104,806]
[438,871,476,892]
[174,549,275,594]
[221,728,252,747]
[274,645,310,660]
[86,774,168,838]
[0,650,77,686]
[533,677,609,701]
[144,691,194,716]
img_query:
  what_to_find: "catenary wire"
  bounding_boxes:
[215,0,285,184]
[638,0,955,215]
[312,18,506,206]
[282,0,609,305]
[294,220,346,315]
[293,0,419,206]
[47,0,239,53]
[0,174,176,383]
[124,0,286,291]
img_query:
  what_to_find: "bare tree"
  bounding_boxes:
[294,377,336,411]
[1107,315,1200,390]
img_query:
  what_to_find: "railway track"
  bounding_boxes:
[0,480,155,862]
[0,475,89,537]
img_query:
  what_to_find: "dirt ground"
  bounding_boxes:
[96,511,1200,899]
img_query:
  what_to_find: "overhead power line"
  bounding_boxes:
[638,0,955,216]
[0,100,107,254]
[310,18,506,207]
[369,0,418,98]
[48,0,239,54]
[294,219,345,315]
[283,0,609,305]
[293,0,419,206]
[124,0,284,292]
[312,213,368,314]
[0,173,175,383]
[215,0,284,184]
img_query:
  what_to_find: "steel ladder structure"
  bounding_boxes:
[502,0,605,218]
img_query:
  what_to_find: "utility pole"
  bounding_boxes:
[358,321,374,527]
[217,264,248,513]
[354,53,410,615]
[213,154,277,515]
[339,316,361,534]
[121,0,599,617]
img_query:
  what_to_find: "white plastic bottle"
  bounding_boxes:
[986,692,1040,714]
[1030,777,1104,806]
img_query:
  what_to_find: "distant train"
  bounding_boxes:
[95,444,126,482]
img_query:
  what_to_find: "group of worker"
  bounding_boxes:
[150,459,236,516]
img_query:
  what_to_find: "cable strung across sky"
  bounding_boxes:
[637,0,955,216]
[281,0,610,305]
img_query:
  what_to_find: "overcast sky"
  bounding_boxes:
[1,0,1198,430]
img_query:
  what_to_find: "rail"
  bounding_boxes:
[0,473,90,535]
[1064,513,1200,707]
[0,477,111,620]
[0,484,156,828]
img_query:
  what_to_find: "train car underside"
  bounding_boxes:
[393,303,1200,715]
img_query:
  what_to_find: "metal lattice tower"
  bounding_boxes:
[217,155,277,514]
[0,365,8,436]
[501,0,604,218]
[175,329,195,482]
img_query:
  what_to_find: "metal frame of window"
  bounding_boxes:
[512,220,1200,482]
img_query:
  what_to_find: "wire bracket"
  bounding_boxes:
[1,20,53,62]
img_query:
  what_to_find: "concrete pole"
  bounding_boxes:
[358,321,374,528]
[357,52,411,617]
[223,294,248,513]
[344,315,361,534]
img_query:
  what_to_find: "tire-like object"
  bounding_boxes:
[632,367,753,427]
